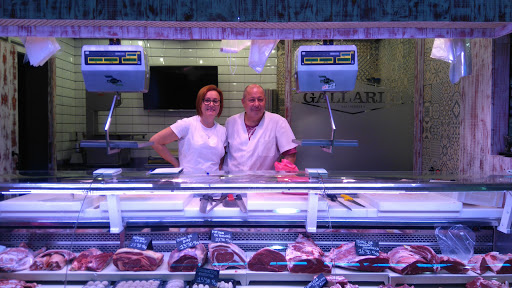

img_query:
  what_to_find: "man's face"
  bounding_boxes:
[242,86,266,119]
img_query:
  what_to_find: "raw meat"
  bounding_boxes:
[168,243,206,272]
[468,255,488,275]
[29,249,75,271]
[345,284,359,288]
[286,234,331,274]
[248,247,287,272]
[325,275,349,287]
[387,245,439,275]
[71,248,113,272]
[113,248,164,271]
[0,244,44,272]
[329,242,389,272]
[466,277,508,288]
[484,252,512,274]
[208,242,247,270]
[329,285,342,288]
[439,255,469,274]
[0,279,39,288]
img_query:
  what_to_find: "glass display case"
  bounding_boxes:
[0,170,511,288]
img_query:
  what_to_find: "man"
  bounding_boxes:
[224,84,298,171]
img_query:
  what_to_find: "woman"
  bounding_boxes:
[150,85,226,173]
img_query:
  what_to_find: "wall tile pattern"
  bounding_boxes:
[422,39,461,175]
[55,39,277,162]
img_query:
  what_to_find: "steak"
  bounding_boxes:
[0,246,39,272]
[286,234,331,274]
[209,242,247,270]
[248,247,287,272]
[168,243,206,272]
[388,245,439,275]
[484,252,512,274]
[439,255,469,274]
[325,275,349,287]
[0,279,39,288]
[329,242,389,272]
[466,277,508,288]
[468,255,488,274]
[30,249,75,271]
[71,248,113,272]
[113,248,163,271]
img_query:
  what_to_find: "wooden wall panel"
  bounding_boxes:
[491,35,510,155]
[1,0,512,23]
[459,38,512,176]
[331,0,360,22]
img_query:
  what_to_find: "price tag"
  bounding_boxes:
[211,230,233,244]
[176,233,200,251]
[128,235,153,251]
[355,240,380,256]
[304,273,327,288]
[193,267,219,287]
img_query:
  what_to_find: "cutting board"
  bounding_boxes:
[99,194,193,211]
[359,193,462,211]
[0,193,102,211]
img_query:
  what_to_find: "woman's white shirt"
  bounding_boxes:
[170,115,227,173]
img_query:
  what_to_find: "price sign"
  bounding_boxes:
[176,233,200,251]
[355,240,380,256]
[211,230,233,244]
[128,235,153,251]
[193,267,219,287]
[304,273,327,288]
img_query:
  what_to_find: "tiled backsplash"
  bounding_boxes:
[55,39,277,163]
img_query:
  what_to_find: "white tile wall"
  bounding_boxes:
[54,39,278,163]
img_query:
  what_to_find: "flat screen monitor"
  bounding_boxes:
[143,65,218,110]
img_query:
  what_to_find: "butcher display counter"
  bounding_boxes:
[0,170,511,288]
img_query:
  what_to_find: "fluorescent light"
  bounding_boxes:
[273,208,300,214]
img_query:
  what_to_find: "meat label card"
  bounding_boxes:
[193,267,219,286]
[176,233,200,251]
[355,240,380,256]
[211,230,233,243]
[304,273,326,288]
[128,236,153,251]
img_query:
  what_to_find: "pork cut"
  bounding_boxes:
[324,275,349,287]
[286,234,331,274]
[0,244,44,272]
[0,279,39,288]
[247,247,287,272]
[468,255,488,275]
[168,243,206,272]
[71,248,113,272]
[113,248,163,271]
[466,277,508,288]
[329,242,389,272]
[484,252,512,274]
[387,245,439,275]
[439,255,469,274]
[208,242,247,270]
[29,249,75,271]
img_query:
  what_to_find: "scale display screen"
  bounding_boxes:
[84,50,142,65]
[301,50,356,65]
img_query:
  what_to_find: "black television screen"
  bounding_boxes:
[143,66,218,110]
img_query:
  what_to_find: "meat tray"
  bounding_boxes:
[82,280,111,288]
[188,279,236,288]
[113,278,163,288]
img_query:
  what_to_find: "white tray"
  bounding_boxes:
[360,193,462,212]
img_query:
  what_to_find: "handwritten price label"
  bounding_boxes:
[128,236,152,251]
[355,240,379,256]
[304,273,326,288]
[176,233,200,251]
[211,230,233,244]
[193,267,219,286]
